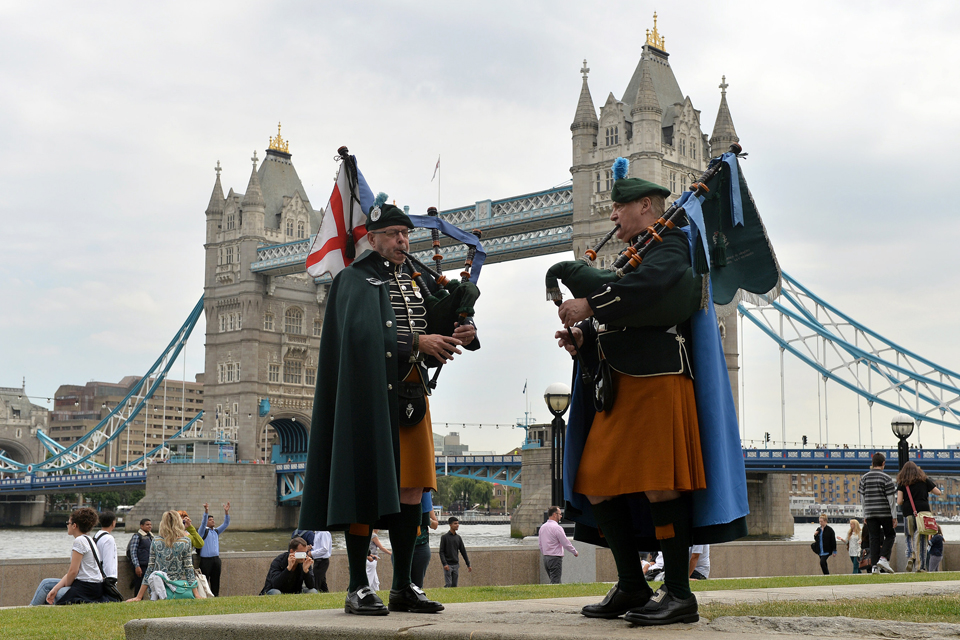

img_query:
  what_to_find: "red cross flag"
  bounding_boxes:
[306,154,373,278]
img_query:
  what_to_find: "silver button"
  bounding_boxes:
[386,352,392,358]
[401,285,408,290]
[405,297,410,302]
[387,384,393,390]
[386,321,393,327]
[384,261,390,267]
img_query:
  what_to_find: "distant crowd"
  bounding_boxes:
[28,501,473,605]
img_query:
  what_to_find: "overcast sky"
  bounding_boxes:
[3,1,959,455]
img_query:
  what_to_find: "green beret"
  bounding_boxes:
[611,177,670,204]
[366,203,414,231]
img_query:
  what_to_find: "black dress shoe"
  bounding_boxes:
[388,584,444,613]
[344,586,389,616]
[624,586,698,626]
[581,583,652,619]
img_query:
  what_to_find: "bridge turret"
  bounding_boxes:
[241,151,266,239]
[569,60,600,259]
[709,76,739,157]
[205,161,225,245]
[628,65,665,185]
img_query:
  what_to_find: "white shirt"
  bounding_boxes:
[311,531,332,560]
[94,531,118,579]
[73,536,102,583]
[690,545,710,578]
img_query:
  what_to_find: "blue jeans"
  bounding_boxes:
[30,578,66,606]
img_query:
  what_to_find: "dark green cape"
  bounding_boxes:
[299,250,406,530]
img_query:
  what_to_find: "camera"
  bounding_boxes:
[294,551,307,560]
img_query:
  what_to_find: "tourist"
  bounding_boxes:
[896,461,942,572]
[411,492,439,588]
[310,530,333,592]
[688,545,709,580]
[29,507,103,605]
[197,501,230,596]
[93,510,121,601]
[859,453,897,573]
[439,517,471,587]
[126,510,199,601]
[177,510,205,552]
[813,514,837,575]
[842,519,862,574]
[538,506,578,584]
[927,525,945,572]
[260,537,317,595]
[366,529,391,591]
[127,518,154,593]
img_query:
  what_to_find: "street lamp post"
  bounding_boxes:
[891,413,915,471]
[543,383,572,511]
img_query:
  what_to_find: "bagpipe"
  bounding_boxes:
[545,143,744,328]
[399,213,483,388]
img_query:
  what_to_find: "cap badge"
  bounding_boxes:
[369,206,381,222]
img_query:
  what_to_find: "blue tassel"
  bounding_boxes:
[612,157,629,181]
[374,192,389,208]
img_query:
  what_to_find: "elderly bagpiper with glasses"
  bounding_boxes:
[299,194,479,616]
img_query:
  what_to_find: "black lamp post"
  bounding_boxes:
[891,413,915,471]
[544,383,572,511]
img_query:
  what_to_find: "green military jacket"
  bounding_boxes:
[583,226,702,377]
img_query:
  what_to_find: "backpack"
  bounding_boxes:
[126,532,141,562]
[292,529,315,546]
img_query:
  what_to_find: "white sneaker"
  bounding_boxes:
[876,558,895,573]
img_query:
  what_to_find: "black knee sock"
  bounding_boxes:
[346,529,373,592]
[590,497,650,594]
[648,495,693,600]
[389,503,422,591]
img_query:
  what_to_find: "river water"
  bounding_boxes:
[3,522,956,560]
[0,524,533,560]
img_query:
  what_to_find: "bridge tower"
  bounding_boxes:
[202,125,324,462]
[569,14,743,417]
[0,385,47,525]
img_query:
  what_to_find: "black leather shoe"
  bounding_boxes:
[581,583,652,618]
[344,586,389,616]
[624,586,698,626]
[388,583,444,613]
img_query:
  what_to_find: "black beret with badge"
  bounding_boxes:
[366,192,415,231]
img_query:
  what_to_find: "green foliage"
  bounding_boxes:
[435,476,496,510]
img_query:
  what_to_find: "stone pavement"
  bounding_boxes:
[124,580,960,640]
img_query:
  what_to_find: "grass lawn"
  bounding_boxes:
[4,573,959,640]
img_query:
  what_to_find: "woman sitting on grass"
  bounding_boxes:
[126,510,199,601]
[29,507,104,605]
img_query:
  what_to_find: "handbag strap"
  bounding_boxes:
[904,483,920,517]
[83,534,107,579]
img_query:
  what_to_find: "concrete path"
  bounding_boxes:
[124,580,960,640]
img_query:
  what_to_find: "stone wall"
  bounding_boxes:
[126,463,281,530]
[512,446,552,537]
[4,538,951,606]
[745,472,794,537]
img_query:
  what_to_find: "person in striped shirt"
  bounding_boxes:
[858,452,897,573]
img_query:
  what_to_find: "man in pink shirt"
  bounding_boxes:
[538,506,578,584]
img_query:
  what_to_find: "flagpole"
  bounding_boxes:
[437,154,441,210]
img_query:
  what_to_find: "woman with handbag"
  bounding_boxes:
[29,507,104,605]
[126,510,199,601]
[896,461,942,572]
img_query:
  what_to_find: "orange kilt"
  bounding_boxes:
[398,368,438,491]
[573,371,705,496]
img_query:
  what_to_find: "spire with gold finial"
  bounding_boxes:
[645,12,666,52]
[269,122,289,154]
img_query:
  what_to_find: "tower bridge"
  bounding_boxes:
[7,17,960,534]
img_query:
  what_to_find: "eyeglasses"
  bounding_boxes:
[369,229,410,239]
[65,521,73,526]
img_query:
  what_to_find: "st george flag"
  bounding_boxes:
[306,156,375,278]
